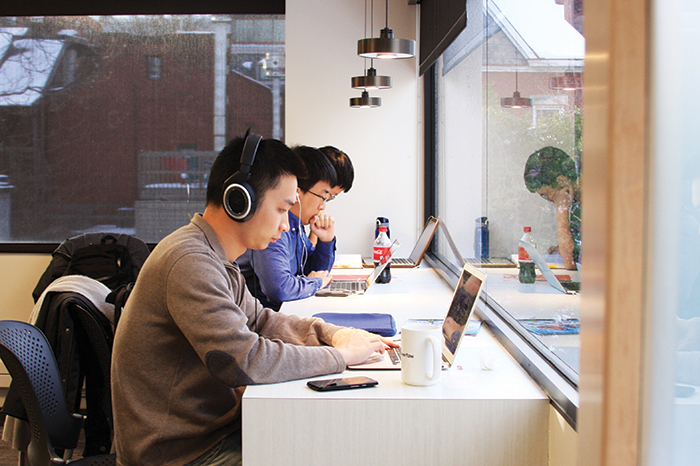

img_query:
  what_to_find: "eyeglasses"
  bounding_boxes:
[307,190,337,203]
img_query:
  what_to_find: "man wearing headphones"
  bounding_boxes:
[237,145,339,310]
[111,134,393,466]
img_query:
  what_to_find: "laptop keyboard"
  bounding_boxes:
[391,258,414,265]
[387,347,401,365]
[464,257,516,267]
[329,280,365,292]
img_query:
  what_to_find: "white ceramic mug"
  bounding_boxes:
[400,323,442,386]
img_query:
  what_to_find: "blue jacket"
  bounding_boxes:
[237,212,336,310]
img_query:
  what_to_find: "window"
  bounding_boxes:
[146,56,162,80]
[426,0,583,425]
[0,13,284,244]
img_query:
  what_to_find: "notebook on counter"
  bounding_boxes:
[312,312,397,337]
[333,254,363,269]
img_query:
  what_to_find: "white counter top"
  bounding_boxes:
[242,266,549,465]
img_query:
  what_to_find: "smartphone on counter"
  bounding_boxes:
[307,376,378,392]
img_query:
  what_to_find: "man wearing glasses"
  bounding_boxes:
[237,145,338,310]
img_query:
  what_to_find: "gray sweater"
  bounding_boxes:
[112,214,345,465]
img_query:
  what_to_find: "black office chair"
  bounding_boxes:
[0,320,116,465]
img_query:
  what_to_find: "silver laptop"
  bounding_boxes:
[440,218,516,268]
[362,217,439,268]
[348,262,487,370]
[317,240,400,297]
[518,240,580,294]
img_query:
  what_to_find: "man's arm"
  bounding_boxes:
[253,232,327,303]
[166,253,346,385]
[553,185,577,270]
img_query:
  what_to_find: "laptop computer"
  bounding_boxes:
[348,262,487,370]
[362,217,439,268]
[317,240,400,297]
[439,218,516,268]
[518,240,580,294]
[464,257,516,268]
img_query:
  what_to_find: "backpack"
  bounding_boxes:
[64,235,134,290]
[33,232,151,303]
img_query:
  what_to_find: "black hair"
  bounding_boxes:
[523,146,578,193]
[206,136,306,207]
[292,145,337,192]
[318,146,354,192]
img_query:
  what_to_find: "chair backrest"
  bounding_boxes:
[0,320,83,465]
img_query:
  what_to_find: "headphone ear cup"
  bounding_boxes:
[223,181,257,222]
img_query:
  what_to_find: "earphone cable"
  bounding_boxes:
[297,193,308,275]
[251,252,259,332]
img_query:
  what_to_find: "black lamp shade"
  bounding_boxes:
[351,67,392,89]
[358,28,415,59]
[501,91,532,109]
[549,71,582,90]
[350,90,381,108]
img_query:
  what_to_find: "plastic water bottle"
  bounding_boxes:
[474,217,489,259]
[373,226,392,284]
[518,226,537,284]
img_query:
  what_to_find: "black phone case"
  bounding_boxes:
[307,377,378,391]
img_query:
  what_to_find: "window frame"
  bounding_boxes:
[422,63,580,429]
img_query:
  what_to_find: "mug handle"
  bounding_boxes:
[426,336,441,381]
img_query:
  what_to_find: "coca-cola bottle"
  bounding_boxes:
[373,226,392,284]
[518,226,537,284]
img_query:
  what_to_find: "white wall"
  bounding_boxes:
[286,0,422,256]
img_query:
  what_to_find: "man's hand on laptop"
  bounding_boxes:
[309,270,332,288]
[331,328,399,366]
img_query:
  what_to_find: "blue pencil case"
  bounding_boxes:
[312,312,397,337]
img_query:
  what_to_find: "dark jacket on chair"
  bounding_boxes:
[3,284,115,457]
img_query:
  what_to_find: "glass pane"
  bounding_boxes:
[0,14,284,243]
[434,0,584,375]
[653,1,700,463]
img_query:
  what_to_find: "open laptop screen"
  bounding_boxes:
[408,216,439,262]
[442,263,486,365]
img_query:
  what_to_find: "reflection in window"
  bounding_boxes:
[0,14,284,243]
[433,0,583,376]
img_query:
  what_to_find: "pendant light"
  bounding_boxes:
[350,90,381,108]
[351,59,392,90]
[501,62,531,109]
[549,69,582,91]
[358,0,415,60]
[501,90,532,109]
[350,0,388,108]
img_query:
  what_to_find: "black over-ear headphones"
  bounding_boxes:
[223,131,263,222]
